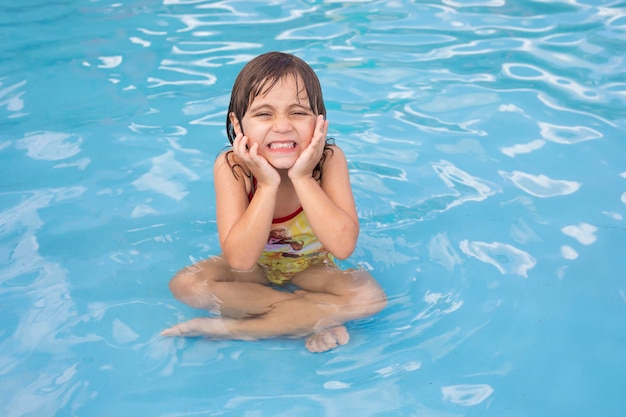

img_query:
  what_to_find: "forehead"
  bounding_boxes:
[253,74,308,102]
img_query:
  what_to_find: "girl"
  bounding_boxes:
[161,52,386,353]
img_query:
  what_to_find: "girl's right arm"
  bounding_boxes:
[213,153,277,271]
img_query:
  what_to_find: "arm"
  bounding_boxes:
[291,145,359,260]
[213,155,276,271]
[215,117,283,270]
[215,128,287,273]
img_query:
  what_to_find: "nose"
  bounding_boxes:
[272,113,293,132]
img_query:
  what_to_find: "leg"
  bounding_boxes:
[165,256,298,318]
[291,266,387,352]
[163,293,340,341]
[162,256,302,338]
[163,265,386,353]
[291,265,387,323]
[163,260,386,353]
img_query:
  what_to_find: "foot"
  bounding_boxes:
[161,317,230,338]
[305,326,350,353]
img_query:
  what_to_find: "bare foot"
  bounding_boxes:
[305,326,350,353]
[161,317,230,338]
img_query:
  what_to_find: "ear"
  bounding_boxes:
[229,112,242,135]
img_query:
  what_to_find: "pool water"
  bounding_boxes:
[1,0,625,416]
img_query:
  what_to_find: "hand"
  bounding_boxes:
[232,124,281,188]
[288,114,328,180]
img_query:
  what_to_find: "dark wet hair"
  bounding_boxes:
[224,51,333,182]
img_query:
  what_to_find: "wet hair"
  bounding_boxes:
[224,51,333,183]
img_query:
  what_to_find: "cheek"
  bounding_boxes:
[302,122,316,142]
[240,119,261,139]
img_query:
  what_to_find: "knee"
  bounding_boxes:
[350,275,387,315]
[168,267,223,312]
[365,284,387,315]
[168,271,188,300]
[168,267,206,300]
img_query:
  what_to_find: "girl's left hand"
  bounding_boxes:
[288,114,328,180]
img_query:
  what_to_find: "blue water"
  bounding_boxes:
[1,0,625,416]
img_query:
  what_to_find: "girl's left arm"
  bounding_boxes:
[290,145,359,259]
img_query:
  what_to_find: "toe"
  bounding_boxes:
[305,326,350,353]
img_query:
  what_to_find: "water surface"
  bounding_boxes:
[1,0,625,416]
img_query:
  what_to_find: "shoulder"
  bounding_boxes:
[214,150,248,176]
[320,144,351,187]
[326,143,343,154]
[214,150,252,192]
[323,144,348,168]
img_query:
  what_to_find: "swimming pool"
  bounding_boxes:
[1,0,625,415]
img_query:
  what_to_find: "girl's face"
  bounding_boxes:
[233,75,317,170]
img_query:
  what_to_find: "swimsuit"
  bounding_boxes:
[258,207,337,284]
[249,183,336,284]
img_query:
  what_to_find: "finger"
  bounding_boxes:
[316,114,328,138]
[313,117,328,149]
[232,130,242,147]
[310,120,327,154]
[233,134,249,158]
[248,141,259,159]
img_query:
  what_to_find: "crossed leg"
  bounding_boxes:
[161,257,386,352]
[290,266,386,352]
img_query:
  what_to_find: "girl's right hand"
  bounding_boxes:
[232,129,281,188]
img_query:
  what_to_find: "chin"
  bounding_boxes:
[267,155,298,170]
[269,161,295,170]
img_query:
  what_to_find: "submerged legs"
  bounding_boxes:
[161,257,386,353]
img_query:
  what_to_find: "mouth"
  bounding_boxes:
[268,141,296,150]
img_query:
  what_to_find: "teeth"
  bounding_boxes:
[269,142,296,149]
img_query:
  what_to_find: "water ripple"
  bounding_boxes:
[0,79,27,119]
[131,150,200,201]
[441,383,494,406]
[538,121,603,144]
[561,222,598,245]
[500,170,581,198]
[15,131,83,161]
[459,239,537,277]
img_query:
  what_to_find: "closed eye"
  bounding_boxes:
[291,107,312,116]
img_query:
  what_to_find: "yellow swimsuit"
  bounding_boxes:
[257,207,337,285]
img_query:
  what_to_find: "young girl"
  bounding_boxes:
[161,52,386,353]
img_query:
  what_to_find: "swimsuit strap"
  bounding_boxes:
[273,206,304,223]
[248,176,303,223]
